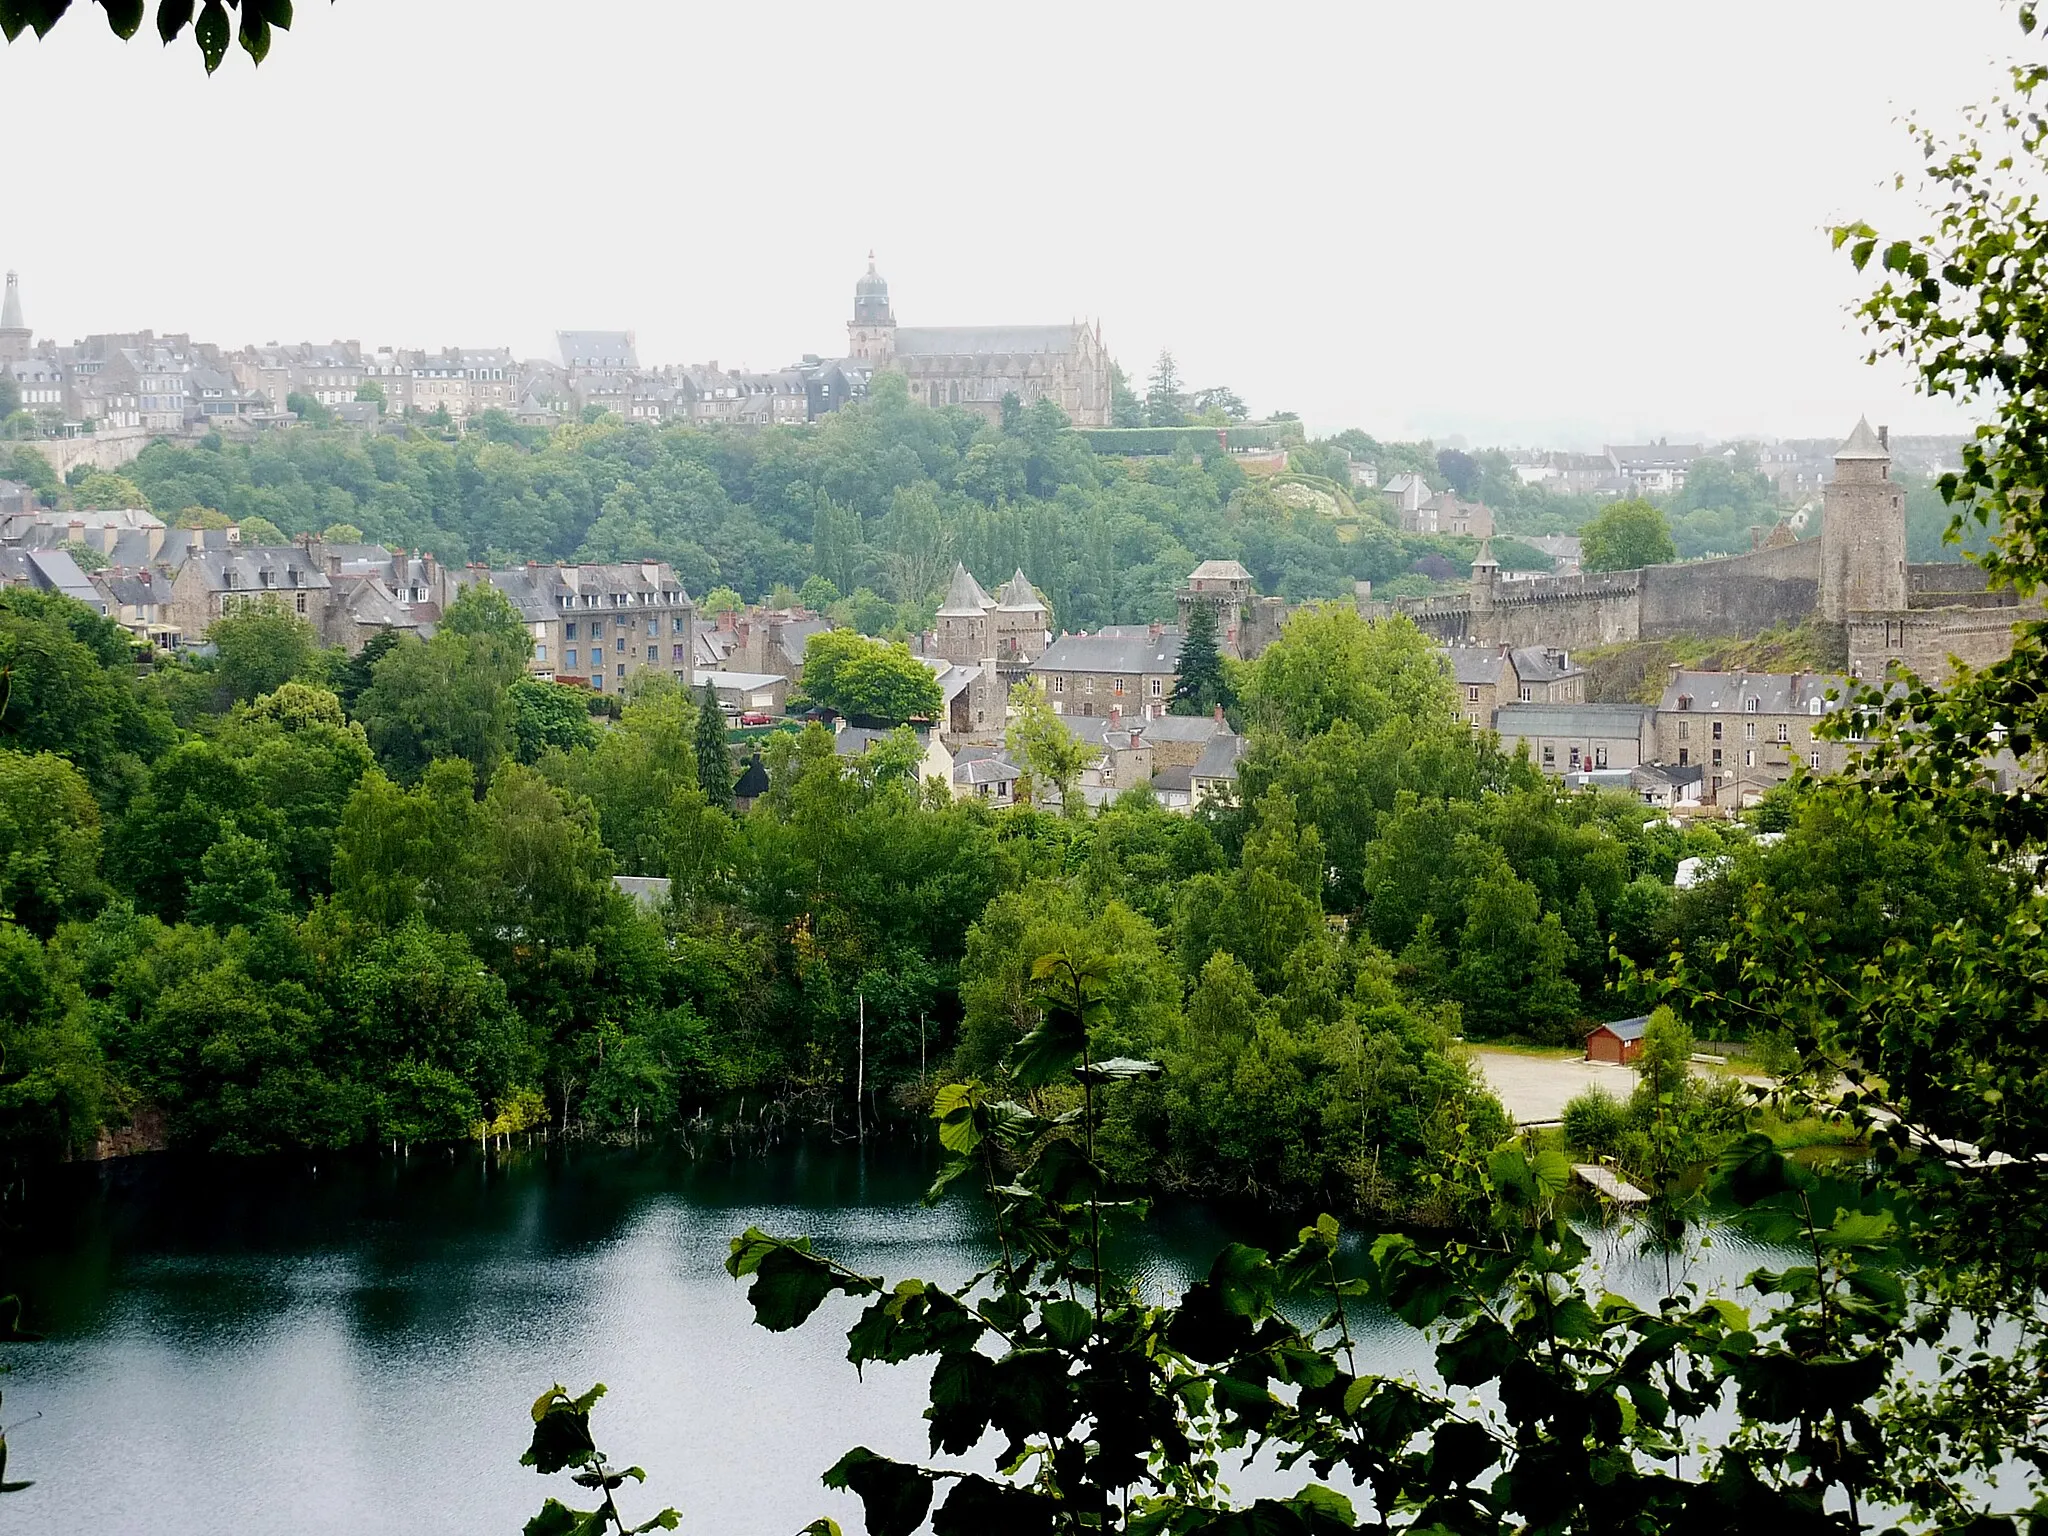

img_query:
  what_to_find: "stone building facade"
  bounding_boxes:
[931,563,1051,732]
[1652,668,1857,801]
[468,560,695,696]
[1030,624,1182,719]
[846,257,1112,427]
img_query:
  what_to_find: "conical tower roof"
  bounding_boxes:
[1835,415,1889,461]
[937,562,995,617]
[1470,536,1499,571]
[0,272,22,333]
[995,568,1045,612]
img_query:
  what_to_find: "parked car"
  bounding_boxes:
[739,711,773,726]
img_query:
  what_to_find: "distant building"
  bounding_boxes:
[1404,489,1494,539]
[1655,668,1853,805]
[1032,623,1180,720]
[1605,440,1703,496]
[1443,643,1586,727]
[844,255,1112,427]
[470,560,695,695]
[0,271,30,364]
[1493,702,1655,776]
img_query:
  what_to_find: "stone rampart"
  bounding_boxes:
[16,426,168,480]
[1638,540,1819,640]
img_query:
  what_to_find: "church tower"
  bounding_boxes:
[1818,416,1907,623]
[847,253,896,364]
[0,272,29,364]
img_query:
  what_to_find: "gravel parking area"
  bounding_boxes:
[1467,1049,1639,1125]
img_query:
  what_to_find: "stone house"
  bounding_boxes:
[1031,623,1180,719]
[1061,709,1228,772]
[1444,643,1586,727]
[168,545,335,640]
[1654,668,1854,803]
[1405,490,1494,539]
[698,669,788,714]
[470,560,695,696]
[1492,702,1655,776]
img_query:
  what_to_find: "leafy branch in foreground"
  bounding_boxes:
[0,0,299,71]
[717,940,2008,1534]
[520,1383,679,1536]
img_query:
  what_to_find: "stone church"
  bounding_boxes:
[846,256,1113,426]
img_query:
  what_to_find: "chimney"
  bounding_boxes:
[1110,704,1122,726]
[1148,620,1163,639]
[325,552,341,577]
[1214,704,1225,724]
[718,609,736,632]
[1878,424,1889,450]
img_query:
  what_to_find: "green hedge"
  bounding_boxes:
[1072,422,1305,456]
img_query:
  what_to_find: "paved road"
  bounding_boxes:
[1467,1049,1640,1124]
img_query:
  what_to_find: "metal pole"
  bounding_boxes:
[857,992,866,1141]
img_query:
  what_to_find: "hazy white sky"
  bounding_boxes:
[0,0,2030,447]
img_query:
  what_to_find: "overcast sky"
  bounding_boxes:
[0,1,2029,448]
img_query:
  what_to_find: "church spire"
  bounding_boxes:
[0,272,23,333]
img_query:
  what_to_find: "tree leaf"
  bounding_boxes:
[153,0,192,43]
[820,1448,932,1536]
[192,0,226,70]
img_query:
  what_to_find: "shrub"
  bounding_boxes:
[1561,1086,1629,1159]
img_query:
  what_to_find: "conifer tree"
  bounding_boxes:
[694,682,733,810]
[1168,601,1233,717]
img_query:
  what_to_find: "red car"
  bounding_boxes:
[738,711,774,726]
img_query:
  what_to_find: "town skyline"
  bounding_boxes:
[0,0,2023,447]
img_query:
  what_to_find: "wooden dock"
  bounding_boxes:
[1572,1164,1649,1204]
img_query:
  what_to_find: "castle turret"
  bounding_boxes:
[935,561,994,665]
[0,271,28,364]
[1818,416,1906,623]
[848,253,895,364]
[1470,537,1500,646]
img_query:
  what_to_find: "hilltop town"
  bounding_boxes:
[0,260,2012,815]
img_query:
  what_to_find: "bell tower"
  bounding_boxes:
[0,272,29,364]
[847,252,895,363]
[1818,416,1907,622]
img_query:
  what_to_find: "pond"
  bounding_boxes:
[0,1140,1800,1534]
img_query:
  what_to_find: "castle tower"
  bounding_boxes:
[992,569,1049,663]
[1469,537,1500,646]
[1818,416,1906,623]
[847,252,896,364]
[935,562,995,665]
[0,271,28,364]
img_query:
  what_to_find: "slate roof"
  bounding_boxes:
[1591,1015,1649,1043]
[1442,646,1509,686]
[1151,763,1194,793]
[1192,732,1246,782]
[995,569,1046,611]
[1060,713,1223,747]
[1187,559,1252,582]
[732,757,770,800]
[1493,703,1654,738]
[938,563,996,617]
[1508,646,1583,683]
[557,330,638,369]
[698,669,786,691]
[1835,416,1890,461]
[893,325,1086,357]
[1608,443,1704,468]
[1033,628,1181,676]
[95,570,169,607]
[184,547,333,594]
[955,755,1022,786]
[1658,670,1849,715]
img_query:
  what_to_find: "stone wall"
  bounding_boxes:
[1638,540,1820,640]
[15,426,166,480]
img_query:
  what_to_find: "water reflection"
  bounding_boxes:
[0,1142,1805,1535]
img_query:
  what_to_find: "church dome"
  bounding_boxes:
[855,253,888,300]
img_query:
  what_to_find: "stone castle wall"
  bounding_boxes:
[1638,540,1819,640]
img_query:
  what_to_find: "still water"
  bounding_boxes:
[0,1140,1790,1535]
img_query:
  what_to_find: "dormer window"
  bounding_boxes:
[1809,699,1824,716]
[1676,694,1692,711]
[1745,697,1760,713]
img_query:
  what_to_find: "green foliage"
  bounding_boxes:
[693,682,732,810]
[510,679,600,763]
[519,1383,680,1535]
[799,628,940,722]
[1580,497,1677,571]
[1167,601,1233,718]
[209,598,315,703]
